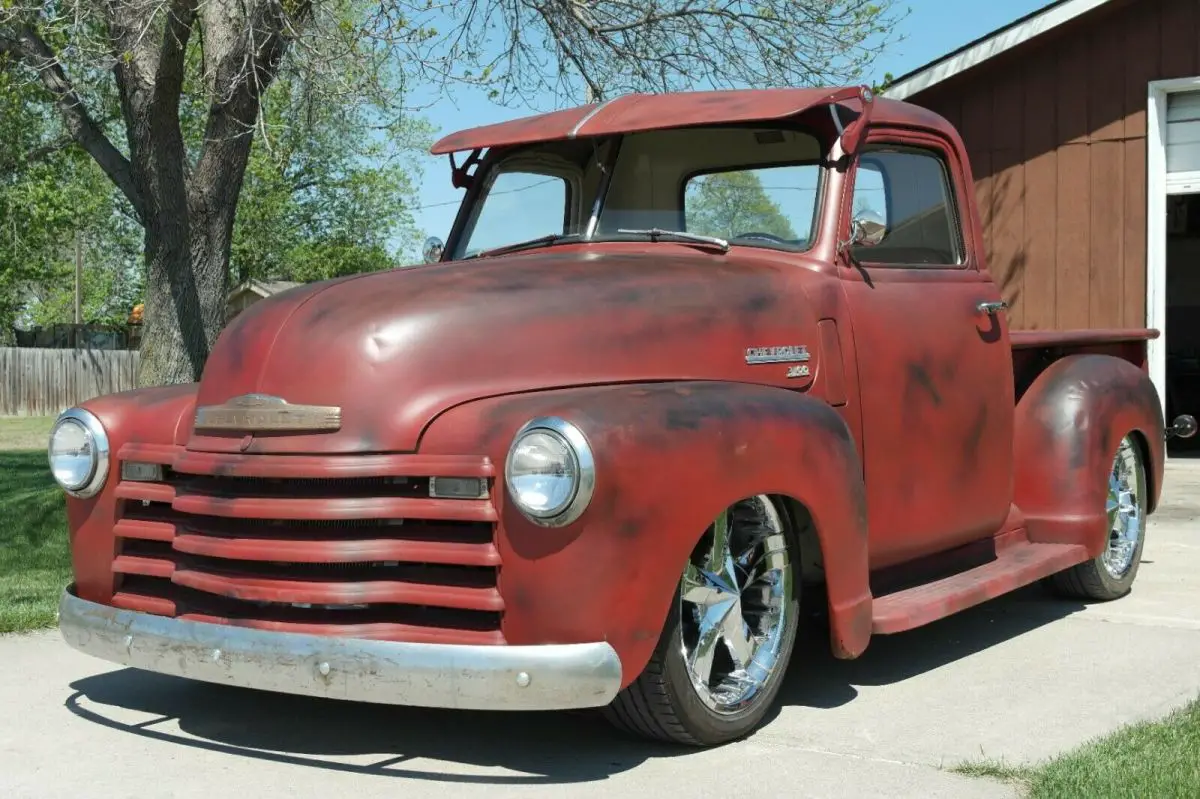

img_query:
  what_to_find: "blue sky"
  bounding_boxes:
[405,0,1050,248]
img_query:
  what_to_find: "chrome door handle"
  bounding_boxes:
[977,300,1008,315]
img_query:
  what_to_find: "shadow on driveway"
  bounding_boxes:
[63,582,1085,784]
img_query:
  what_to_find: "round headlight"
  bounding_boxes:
[48,408,110,498]
[505,417,595,527]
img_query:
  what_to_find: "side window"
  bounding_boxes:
[459,171,569,257]
[850,147,964,266]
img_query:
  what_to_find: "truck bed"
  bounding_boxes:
[1010,328,1157,401]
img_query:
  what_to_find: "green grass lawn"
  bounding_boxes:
[0,446,70,634]
[954,697,1200,798]
[0,415,55,451]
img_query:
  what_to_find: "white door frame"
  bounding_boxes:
[1147,77,1200,429]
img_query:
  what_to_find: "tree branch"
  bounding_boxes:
[154,0,197,105]
[192,0,303,211]
[0,25,146,222]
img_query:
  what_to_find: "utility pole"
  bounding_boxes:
[74,231,83,325]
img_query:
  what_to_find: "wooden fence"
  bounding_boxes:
[0,347,141,416]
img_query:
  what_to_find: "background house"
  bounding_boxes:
[885,0,1200,447]
[225,279,303,322]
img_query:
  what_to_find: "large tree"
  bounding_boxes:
[0,1,902,385]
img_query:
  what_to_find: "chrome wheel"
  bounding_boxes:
[1102,436,1146,579]
[679,495,793,714]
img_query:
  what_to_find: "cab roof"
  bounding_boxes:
[429,86,952,154]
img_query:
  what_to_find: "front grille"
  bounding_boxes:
[109,445,503,645]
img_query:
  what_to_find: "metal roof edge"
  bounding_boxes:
[883,0,1115,100]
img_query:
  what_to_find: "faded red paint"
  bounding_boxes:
[61,87,1168,695]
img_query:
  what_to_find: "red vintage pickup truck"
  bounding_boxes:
[51,86,1196,746]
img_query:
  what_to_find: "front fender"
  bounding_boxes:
[1014,354,1164,557]
[419,381,872,687]
[67,383,199,603]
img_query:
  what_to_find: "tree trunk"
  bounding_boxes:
[128,5,261,388]
[136,167,248,387]
[137,218,229,387]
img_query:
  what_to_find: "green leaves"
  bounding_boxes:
[0,68,139,335]
[229,68,433,285]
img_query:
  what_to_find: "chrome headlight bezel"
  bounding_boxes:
[504,416,595,528]
[47,407,110,499]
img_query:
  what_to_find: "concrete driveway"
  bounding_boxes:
[5,462,1200,799]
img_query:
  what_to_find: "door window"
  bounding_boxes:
[850,147,964,266]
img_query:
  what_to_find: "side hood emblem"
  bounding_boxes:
[194,393,341,433]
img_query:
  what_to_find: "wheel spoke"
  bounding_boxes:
[688,612,724,685]
[739,534,789,588]
[681,563,720,607]
[720,604,754,669]
[741,570,779,611]
[707,511,730,572]
[1121,509,1141,543]
[706,510,739,589]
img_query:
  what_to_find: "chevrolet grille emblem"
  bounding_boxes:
[193,394,342,433]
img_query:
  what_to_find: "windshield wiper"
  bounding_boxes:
[471,233,579,259]
[616,228,730,252]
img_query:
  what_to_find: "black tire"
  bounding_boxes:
[1049,434,1148,601]
[603,496,801,746]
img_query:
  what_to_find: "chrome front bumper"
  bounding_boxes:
[58,588,623,711]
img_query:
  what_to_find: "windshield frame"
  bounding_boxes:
[442,122,830,261]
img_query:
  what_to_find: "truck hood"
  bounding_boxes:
[190,247,822,453]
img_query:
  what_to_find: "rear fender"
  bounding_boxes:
[1014,354,1164,556]
[419,381,872,687]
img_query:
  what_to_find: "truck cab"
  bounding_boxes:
[51,86,1189,746]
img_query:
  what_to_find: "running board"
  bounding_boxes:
[871,541,1089,634]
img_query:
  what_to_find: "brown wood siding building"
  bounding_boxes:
[905,0,1200,331]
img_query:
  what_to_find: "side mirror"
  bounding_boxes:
[423,236,445,263]
[1168,414,1197,440]
[850,211,887,248]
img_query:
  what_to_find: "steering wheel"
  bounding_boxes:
[735,231,790,244]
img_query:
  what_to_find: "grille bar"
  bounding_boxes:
[171,492,496,522]
[115,482,176,503]
[172,534,500,566]
[171,570,504,611]
[170,449,495,479]
[114,519,175,542]
[112,591,175,616]
[113,554,174,578]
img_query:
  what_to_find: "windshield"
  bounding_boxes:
[449,125,823,259]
